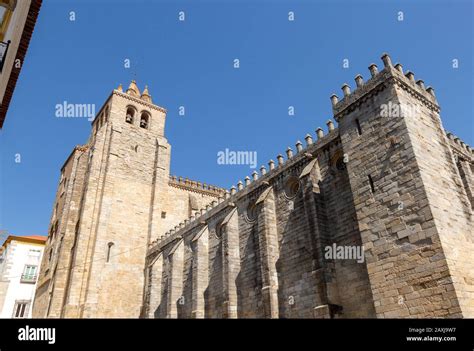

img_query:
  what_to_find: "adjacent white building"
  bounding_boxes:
[0,235,46,318]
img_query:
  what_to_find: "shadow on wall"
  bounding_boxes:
[150,156,376,318]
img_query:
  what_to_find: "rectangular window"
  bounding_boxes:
[13,300,30,318]
[21,265,37,283]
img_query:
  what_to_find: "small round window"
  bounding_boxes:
[330,151,347,173]
[246,202,258,222]
[284,176,300,198]
[215,222,225,239]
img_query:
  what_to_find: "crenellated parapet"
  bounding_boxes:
[168,175,226,196]
[446,131,473,160]
[149,120,339,253]
[331,53,439,121]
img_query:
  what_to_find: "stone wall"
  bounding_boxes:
[145,124,377,318]
[144,54,473,319]
[33,146,89,318]
[333,54,473,318]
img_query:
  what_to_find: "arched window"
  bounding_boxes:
[106,242,114,263]
[140,112,150,129]
[125,107,135,124]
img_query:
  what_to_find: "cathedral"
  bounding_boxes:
[33,54,474,318]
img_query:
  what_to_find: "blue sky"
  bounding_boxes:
[0,0,472,236]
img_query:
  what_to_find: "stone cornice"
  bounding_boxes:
[149,204,236,254]
[151,235,183,255]
[391,70,440,112]
[112,90,167,113]
[168,179,225,197]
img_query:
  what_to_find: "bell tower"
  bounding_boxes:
[34,81,173,318]
[63,81,172,318]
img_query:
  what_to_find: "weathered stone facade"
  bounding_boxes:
[34,54,473,318]
[32,82,224,318]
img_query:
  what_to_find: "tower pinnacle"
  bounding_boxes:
[126,80,140,97]
[141,85,152,103]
